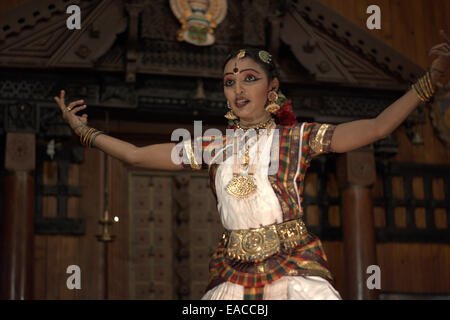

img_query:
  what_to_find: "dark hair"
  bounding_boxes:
[222,48,280,81]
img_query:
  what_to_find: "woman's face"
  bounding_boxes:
[223,57,278,122]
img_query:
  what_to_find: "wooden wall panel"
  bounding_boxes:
[74,148,105,299]
[128,172,175,299]
[33,146,105,299]
[377,243,450,293]
[107,157,130,299]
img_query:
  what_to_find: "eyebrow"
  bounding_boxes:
[223,68,261,76]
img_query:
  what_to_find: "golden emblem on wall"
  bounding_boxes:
[430,82,450,147]
[170,0,227,46]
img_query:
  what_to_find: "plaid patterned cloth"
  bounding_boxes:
[244,286,265,300]
[206,231,334,300]
[267,122,336,221]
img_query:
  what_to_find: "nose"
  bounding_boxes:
[234,80,244,94]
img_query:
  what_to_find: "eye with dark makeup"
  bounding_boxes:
[223,74,261,87]
[244,74,256,82]
[224,78,234,87]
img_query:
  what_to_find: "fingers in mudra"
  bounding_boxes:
[71,104,87,112]
[67,100,86,114]
[430,49,450,57]
[67,100,85,113]
[429,44,450,56]
[430,43,450,51]
[54,90,65,109]
[54,90,88,128]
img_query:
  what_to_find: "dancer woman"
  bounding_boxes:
[55,31,449,300]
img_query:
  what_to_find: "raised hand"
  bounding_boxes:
[54,90,88,133]
[428,30,450,88]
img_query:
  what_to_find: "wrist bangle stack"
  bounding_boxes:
[78,124,104,148]
[411,71,435,103]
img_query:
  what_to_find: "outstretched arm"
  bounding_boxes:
[331,89,422,153]
[55,90,183,171]
[128,142,183,171]
[89,133,183,171]
[331,30,450,153]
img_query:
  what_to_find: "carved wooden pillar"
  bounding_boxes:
[0,133,35,299]
[336,149,379,300]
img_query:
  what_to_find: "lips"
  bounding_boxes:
[235,98,250,108]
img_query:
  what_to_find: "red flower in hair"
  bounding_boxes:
[276,99,298,126]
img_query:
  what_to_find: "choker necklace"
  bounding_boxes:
[236,117,274,131]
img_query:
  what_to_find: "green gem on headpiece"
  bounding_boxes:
[258,50,272,64]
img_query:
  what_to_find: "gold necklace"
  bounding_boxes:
[226,118,276,198]
[235,118,275,168]
[226,133,260,198]
[236,117,274,131]
[226,121,275,199]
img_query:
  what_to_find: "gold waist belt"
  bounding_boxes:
[223,218,307,262]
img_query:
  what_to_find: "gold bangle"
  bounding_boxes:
[425,72,435,94]
[88,130,100,148]
[418,77,431,99]
[417,78,431,100]
[81,128,90,145]
[86,129,96,146]
[79,127,89,144]
[422,73,431,96]
[422,75,433,98]
[412,83,427,102]
[79,125,90,138]
[90,131,104,148]
[86,130,94,147]
[412,71,437,103]
[412,83,425,102]
[82,128,95,146]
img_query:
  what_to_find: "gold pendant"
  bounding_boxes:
[226,175,257,198]
[241,155,250,166]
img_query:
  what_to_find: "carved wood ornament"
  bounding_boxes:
[170,0,227,46]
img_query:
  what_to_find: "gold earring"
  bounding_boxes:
[224,101,238,120]
[265,90,280,114]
